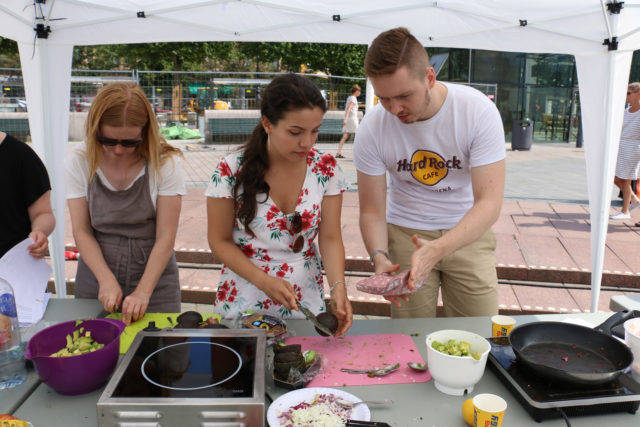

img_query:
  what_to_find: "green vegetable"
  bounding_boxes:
[303,350,316,364]
[50,328,105,357]
[432,339,481,359]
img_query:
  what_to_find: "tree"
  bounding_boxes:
[0,37,19,68]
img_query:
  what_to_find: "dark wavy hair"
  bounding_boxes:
[233,74,327,235]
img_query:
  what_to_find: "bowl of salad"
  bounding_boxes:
[425,329,490,395]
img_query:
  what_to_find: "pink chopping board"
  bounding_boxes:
[285,334,431,387]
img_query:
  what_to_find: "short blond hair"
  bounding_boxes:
[364,27,429,80]
[629,82,640,93]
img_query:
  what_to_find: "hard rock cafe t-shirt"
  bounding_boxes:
[353,82,505,230]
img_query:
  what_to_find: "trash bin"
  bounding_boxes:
[576,118,583,148]
[511,119,533,151]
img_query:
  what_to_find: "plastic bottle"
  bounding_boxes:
[0,277,27,389]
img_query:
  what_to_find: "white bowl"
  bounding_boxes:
[426,329,491,396]
[623,318,640,382]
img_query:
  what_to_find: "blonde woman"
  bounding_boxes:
[66,82,185,324]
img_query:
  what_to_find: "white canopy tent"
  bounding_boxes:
[1,0,639,310]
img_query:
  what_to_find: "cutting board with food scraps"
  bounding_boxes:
[285,334,431,387]
[107,312,221,354]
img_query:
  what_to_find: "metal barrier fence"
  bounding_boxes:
[0,68,496,143]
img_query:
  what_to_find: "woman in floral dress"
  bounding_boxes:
[206,74,353,336]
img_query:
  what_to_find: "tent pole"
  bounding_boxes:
[17,40,73,299]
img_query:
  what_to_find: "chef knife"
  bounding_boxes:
[297,301,334,336]
[346,420,391,427]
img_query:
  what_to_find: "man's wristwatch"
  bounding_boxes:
[369,249,390,266]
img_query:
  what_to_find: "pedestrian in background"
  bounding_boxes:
[335,85,361,159]
[610,82,640,221]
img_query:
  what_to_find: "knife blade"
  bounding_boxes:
[346,420,391,427]
[297,302,334,336]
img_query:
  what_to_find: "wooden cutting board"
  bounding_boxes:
[107,312,221,354]
[285,334,431,387]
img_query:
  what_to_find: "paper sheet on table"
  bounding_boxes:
[0,237,52,326]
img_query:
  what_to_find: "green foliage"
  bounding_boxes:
[0,37,19,67]
[281,43,367,77]
[73,42,235,71]
[70,41,366,77]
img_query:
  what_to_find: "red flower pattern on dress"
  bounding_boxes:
[303,247,315,258]
[227,288,238,303]
[217,280,231,302]
[210,148,347,318]
[300,210,314,231]
[316,154,336,177]
[241,243,255,258]
[276,217,289,233]
[217,160,233,177]
[266,205,279,221]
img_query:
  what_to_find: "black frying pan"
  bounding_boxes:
[509,311,635,385]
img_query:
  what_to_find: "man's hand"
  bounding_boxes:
[373,256,410,307]
[409,235,441,290]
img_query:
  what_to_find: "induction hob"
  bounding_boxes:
[488,337,640,422]
[97,328,266,426]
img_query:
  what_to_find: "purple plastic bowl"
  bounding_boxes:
[25,318,125,395]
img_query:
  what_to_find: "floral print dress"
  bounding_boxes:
[205,148,349,320]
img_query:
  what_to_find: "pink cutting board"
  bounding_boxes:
[285,334,431,387]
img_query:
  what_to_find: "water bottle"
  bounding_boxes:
[0,277,27,389]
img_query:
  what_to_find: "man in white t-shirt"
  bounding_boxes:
[354,27,506,318]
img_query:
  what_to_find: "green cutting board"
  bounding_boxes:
[106,312,222,354]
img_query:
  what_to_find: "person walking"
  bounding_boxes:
[353,27,506,318]
[335,85,361,159]
[66,82,185,325]
[610,82,640,220]
[206,74,353,337]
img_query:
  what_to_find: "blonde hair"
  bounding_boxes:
[351,84,361,94]
[364,27,430,80]
[629,82,640,93]
[85,82,181,179]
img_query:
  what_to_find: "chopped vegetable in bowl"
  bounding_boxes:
[432,339,481,360]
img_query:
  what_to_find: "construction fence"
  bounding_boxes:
[0,68,496,143]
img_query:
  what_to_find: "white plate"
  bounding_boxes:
[267,387,371,426]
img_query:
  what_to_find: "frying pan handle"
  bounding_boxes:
[595,310,639,335]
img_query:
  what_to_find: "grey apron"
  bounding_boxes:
[75,164,181,312]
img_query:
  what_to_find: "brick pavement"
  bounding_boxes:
[59,140,640,315]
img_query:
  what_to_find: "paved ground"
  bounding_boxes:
[59,139,640,316]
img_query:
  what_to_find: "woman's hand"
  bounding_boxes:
[121,290,151,325]
[330,283,353,337]
[98,278,123,314]
[27,230,49,258]
[259,275,299,311]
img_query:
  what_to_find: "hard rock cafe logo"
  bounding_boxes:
[396,150,462,185]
